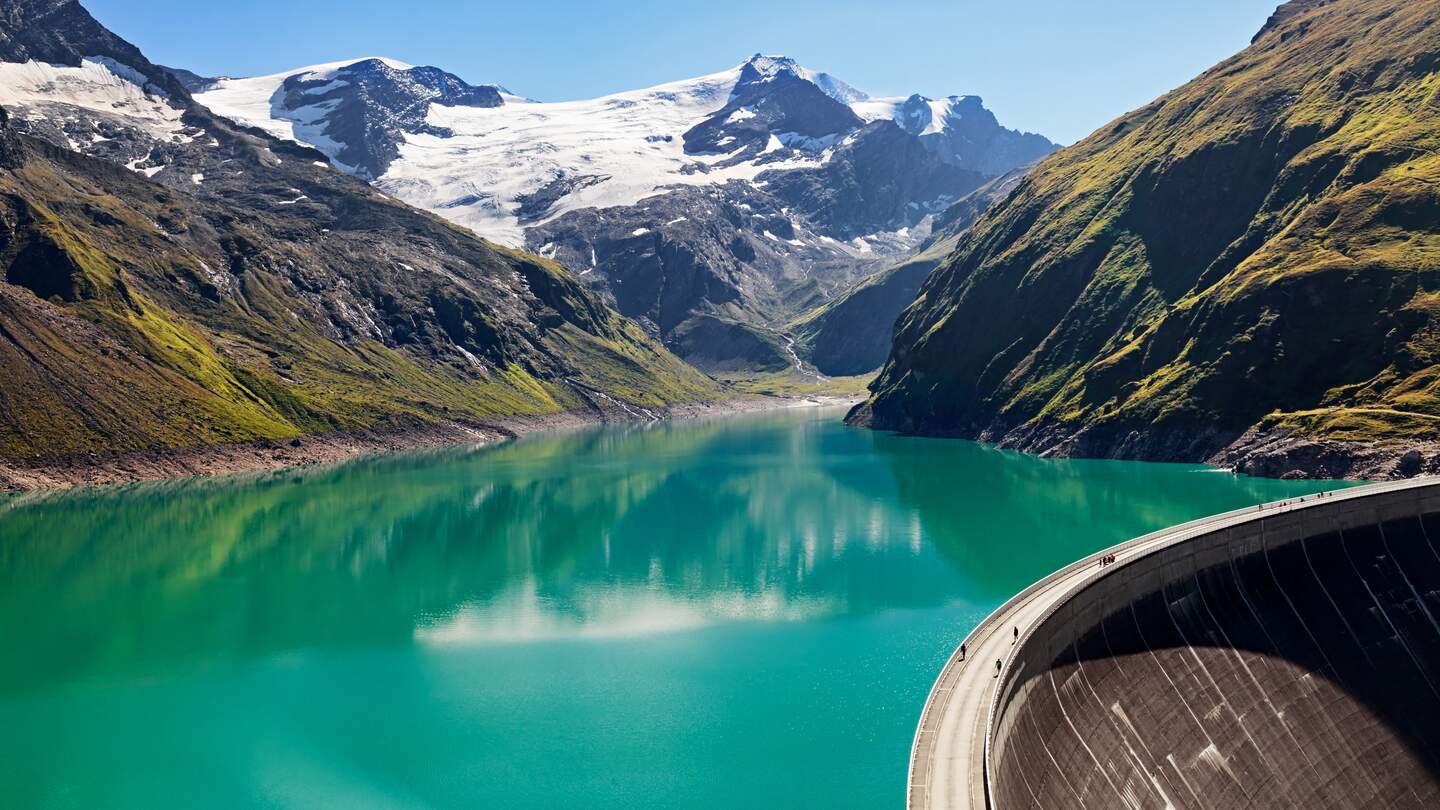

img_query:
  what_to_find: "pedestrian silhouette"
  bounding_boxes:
[1013,627,1019,644]
[960,643,967,661]
[995,659,1001,678]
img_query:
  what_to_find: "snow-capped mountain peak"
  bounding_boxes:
[735,54,868,105]
[198,56,506,178]
[194,54,1055,244]
[739,54,801,81]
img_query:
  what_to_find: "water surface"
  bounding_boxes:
[0,407,1344,808]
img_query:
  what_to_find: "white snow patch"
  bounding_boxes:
[0,58,186,140]
[776,131,842,152]
[124,149,162,176]
[851,95,977,136]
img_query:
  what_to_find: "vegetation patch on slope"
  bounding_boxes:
[0,113,718,465]
[854,0,1440,478]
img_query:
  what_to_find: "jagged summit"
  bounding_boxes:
[191,48,1058,370]
[684,55,864,159]
[198,56,507,178]
[735,53,868,105]
[197,52,1056,243]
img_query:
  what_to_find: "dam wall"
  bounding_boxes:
[989,483,1440,809]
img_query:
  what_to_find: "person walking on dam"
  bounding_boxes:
[960,643,967,661]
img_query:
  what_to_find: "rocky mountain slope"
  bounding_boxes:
[0,0,717,467]
[789,166,1032,375]
[853,0,1440,479]
[195,53,1056,369]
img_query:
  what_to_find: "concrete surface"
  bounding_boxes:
[909,477,1440,810]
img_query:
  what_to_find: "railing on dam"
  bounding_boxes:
[985,478,1440,810]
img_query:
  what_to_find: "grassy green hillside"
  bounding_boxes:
[856,0,1440,470]
[0,117,717,463]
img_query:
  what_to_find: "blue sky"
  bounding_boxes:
[87,0,1281,145]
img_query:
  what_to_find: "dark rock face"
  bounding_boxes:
[526,118,1012,370]
[785,164,1035,377]
[0,105,23,168]
[791,258,934,376]
[274,59,505,179]
[759,121,986,240]
[515,172,609,224]
[925,162,1033,243]
[161,65,216,93]
[682,56,863,161]
[524,181,890,364]
[665,313,791,373]
[0,0,189,97]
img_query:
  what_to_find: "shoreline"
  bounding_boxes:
[0,394,862,493]
[847,403,1433,482]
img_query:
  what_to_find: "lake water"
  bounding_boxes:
[0,406,1343,808]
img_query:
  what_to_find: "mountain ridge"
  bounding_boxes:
[192,51,1057,370]
[194,51,1054,244]
[0,0,722,477]
[853,0,1440,480]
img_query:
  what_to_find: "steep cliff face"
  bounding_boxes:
[855,0,1440,474]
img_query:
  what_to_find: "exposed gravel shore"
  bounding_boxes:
[0,394,862,492]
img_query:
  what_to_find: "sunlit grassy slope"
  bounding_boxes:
[858,0,1440,458]
[0,125,718,461]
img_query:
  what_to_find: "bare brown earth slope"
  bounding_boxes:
[852,0,1440,479]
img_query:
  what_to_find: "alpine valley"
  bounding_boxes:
[0,0,1055,486]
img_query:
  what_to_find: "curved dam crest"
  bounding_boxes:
[914,477,1440,810]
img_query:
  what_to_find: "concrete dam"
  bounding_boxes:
[910,478,1440,809]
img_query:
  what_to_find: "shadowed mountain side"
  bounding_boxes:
[854,0,1440,478]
